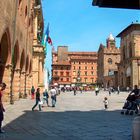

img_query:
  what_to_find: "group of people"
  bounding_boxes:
[32,86,59,111]
[0,82,139,134]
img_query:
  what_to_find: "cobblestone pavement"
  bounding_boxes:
[0,91,136,140]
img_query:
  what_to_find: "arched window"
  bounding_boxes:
[108,58,112,64]
[19,0,22,6]
[25,6,27,18]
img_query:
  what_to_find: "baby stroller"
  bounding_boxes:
[121,94,139,115]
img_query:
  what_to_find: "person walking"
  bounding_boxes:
[0,83,6,133]
[73,87,76,96]
[117,86,120,95]
[108,87,112,96]
[43,89,49,106]
[32,88,42,111]
[95,86,99,96]
[129,85,140,114]
[103,97,109,109]
[50,86,57,107]
[31,86,35,99]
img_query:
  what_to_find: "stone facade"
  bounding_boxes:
[117,23,140,89]
[97,34,121,88]
[52,46,97,87]
[0,0,44,103]
[32,0,45,93]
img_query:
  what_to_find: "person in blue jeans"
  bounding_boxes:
[32,88,41,111]
[43,89,49,106]
[50,86,57,107]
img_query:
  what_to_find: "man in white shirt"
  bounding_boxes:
[50,86,57,107]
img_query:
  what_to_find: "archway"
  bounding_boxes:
[0,29,11,83]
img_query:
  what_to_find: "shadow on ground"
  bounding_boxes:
[0,109,135,140]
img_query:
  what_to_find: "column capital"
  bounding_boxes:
[5,64,12,69]
[21,71,26,74]
[14,68,21,73]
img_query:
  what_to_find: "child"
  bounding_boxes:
[103,97,108,109]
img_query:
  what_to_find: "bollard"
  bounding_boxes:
[132,116,140,140]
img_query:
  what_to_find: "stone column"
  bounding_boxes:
[39,58,44,92]
[39,59,43,84]
[2,64,12,102]
[132,60,138,87]
[20,71,26,98]
[13,68,21,101]
[26,73,32,97]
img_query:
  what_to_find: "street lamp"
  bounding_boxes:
[76,70,81,86]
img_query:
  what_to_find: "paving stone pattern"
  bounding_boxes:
[0,91,135,140]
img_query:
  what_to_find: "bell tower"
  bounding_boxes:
[107,34,116,48]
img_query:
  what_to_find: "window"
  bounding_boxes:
[79,66,81,70]
[108,58,112,64]
[91,67,93,70]
[91,72,94,75]
[79,62,81,64]
[19,0,22,6]
[73,66,75,70]
[55,72,58,75]
[84,78,87,83]
[66,72,69,76]
[60,78,63,81]
[85,71,87,76]
[25,6,27,18]
[61,67,63,70]
[60,72,63,76]
[66,78,69,82]
[91,78,94,83]
[85,66,87,70]
[73,71,76,76]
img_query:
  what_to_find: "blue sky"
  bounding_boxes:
[42,0,140,71]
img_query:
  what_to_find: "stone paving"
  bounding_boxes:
[0,90,137,140]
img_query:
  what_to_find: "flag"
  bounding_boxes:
[47,36,53,46]
[42,23,53,47]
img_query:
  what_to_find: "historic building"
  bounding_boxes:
[52,46,97,88]
[97,34,121,88]
[0,0,45,103]
[32,0,45,92]
[117,23,140,89]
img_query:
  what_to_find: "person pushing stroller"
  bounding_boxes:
[121,85,140,115]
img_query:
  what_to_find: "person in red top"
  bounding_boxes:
[0,83,6,133]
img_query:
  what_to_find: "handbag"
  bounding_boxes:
[39,100,43,105]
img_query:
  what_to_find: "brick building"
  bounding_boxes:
[117,23,140,89]
[52,46,97,88]
[97,34,121,88]
[0,0,45,103]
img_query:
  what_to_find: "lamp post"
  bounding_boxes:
[76,70,81,87]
